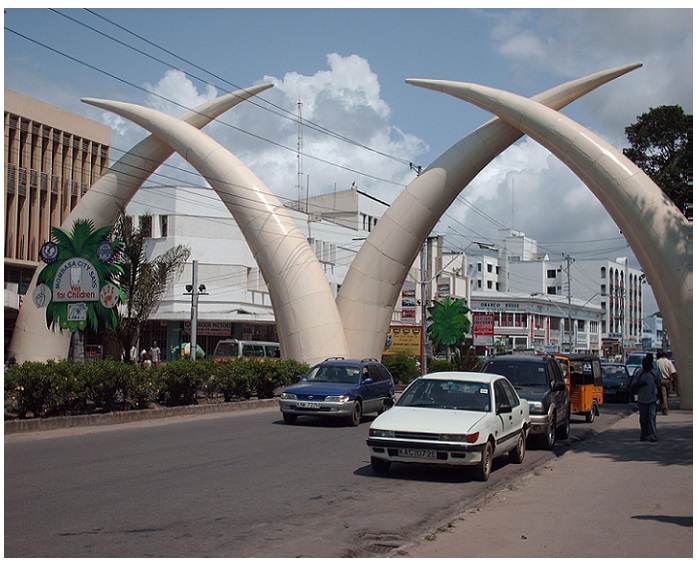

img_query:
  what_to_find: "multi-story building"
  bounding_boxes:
[4,90,111,354]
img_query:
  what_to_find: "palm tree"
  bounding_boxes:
[110,211,190,362]
[426,296,472,363]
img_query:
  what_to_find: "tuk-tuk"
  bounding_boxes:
[554,354,603,422]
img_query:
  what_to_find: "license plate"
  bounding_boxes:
[297,401,321,409]
[398,448,437,459]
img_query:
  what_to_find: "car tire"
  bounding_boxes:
[541,415,556,450]
[348,401,363,426]
[586,404,596,423]
[473,441,493,481]
[557,411,570,440]
[371,457,391,474]
[283,413,297,424]
[509,431,526,464]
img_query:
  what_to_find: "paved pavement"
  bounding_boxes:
[400,397,693,558]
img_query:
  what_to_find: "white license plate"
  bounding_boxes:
[297,401,321,409]
[398,448,437,459]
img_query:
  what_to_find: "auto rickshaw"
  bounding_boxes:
[554,354,603,422]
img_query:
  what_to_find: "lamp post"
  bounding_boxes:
[532,292,572,353]
[184,260,208,361]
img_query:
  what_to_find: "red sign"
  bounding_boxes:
[473,314,495,346]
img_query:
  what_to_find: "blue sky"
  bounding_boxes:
[4,7,694,313]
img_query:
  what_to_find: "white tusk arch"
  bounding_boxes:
[406,78,692,409]
[337,63,642,360]
[9,84,274,363]
[82,97,349,365]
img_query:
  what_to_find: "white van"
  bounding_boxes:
[213,339,281,362]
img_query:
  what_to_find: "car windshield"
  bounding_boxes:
[304,364,361,385]
[602,365,627,379]
[486,362,547,387]
[397,379,490,412]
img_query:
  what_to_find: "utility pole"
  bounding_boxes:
[184,260,208,361]
[562,253,575,352]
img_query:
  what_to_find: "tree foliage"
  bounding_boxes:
[109,211,191,361]
[426,296,471,360]
[623,105,692,217]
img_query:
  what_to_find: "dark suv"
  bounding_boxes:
[481,355,570,449]
[279,358,395,426]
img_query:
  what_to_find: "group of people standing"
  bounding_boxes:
[632,350,678,443]
[129,341,161,368]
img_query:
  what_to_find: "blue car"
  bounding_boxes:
[279,358,395,426]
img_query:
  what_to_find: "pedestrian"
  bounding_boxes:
[129,344,139,365]
[656,350,678,397]
[633,353,662,442]
[150,341,161,366]
[142,349,153,369]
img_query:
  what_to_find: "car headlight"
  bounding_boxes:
[280,392,297,400]
[529,401,545,414]
[325,395,350,403]
[369,429,395,438]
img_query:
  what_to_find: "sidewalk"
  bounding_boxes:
[402,398,693,558]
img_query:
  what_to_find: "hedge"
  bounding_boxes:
[4,357,310,419]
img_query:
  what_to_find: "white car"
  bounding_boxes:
[367,372,530,481]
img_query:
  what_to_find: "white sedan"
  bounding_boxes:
[367,372,530,481]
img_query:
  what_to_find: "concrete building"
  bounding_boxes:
[4,90,111,355]
[124,185,382,360]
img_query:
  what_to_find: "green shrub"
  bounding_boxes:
[81,358,130,411]
[427,358,454,374]
[213,359,253,402]
[156,359,207,406]
[382,353,420,385]
[4,361,53,418]
[124,364,160,410]
[44,359,88,416]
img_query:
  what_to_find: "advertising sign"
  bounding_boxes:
[473,313,495,346]
[35,219,124,333]
[384,325,422,356]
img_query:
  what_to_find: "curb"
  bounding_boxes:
[4,397,279,435]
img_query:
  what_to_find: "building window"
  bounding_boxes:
[547,269,557,278]
[487,280,493,289]
[139,215,152,238]
[547,286,557,295]
[487,263,493,273]
[477,262,482,272]
[160,215,168,237]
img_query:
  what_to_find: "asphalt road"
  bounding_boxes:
[4,402,634,558]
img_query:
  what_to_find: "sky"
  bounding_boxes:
[3,6,694,314]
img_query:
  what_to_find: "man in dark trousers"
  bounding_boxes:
[634,353,662,442]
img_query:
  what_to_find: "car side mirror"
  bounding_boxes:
[553,382,566,392]
[294,375,303,383]
[384,397,395,408]
[498,404,512,414]
[362,377,374,385]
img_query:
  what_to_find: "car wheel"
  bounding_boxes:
[557,411,570,440]
[348,401,363,426]
[509,431,526,464]
[371,457,391,474]
[283,413,297,424]
[541,415,556,450]
[586,404,596,423]
[473,441,493,481]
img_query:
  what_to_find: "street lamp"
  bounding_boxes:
[183,260,208,361]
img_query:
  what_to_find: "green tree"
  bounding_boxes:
[109,211,191,362]
[623,105,692,218]
[426,296,471,362]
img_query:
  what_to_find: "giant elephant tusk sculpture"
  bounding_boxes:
[81,97,350,366]
[8,83,274,363]
[405,78,692,409]
[336,63,642,360]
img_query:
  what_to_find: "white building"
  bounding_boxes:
[120,185,640,362]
